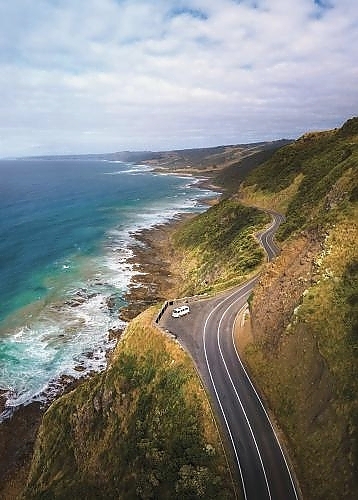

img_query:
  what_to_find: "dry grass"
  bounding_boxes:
[239,173,304,214]
[24,308,236,499]
[244,201,358,499]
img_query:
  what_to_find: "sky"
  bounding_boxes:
[0,0,357,157]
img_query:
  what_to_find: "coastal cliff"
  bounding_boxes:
[11,117,358,499]
[23,309,236,499]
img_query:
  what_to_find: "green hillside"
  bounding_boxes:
[243,117,358,240]
[172,199,269,295]
[213,141,291,193]
[239,117,358,499]
[24,309,236,500]
[21,117,358,500]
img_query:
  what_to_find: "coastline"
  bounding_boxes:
[120,214,193,321]
[0,373,94,498]
[118,175,222,321]
[0,197,218,498]
[0,218,183,497]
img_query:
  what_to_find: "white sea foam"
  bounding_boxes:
[0,172,218,422]
[0,219,144,420]
[0,290,123,421]
[101,159,124,164]
[104,164,153,175]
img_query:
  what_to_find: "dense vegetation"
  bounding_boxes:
[173,199,270,294]
[214,140,291,193]
[339,258,358,349]
[243,117,358,240]
[240,117,358,499]
[334,256,358,467]
[24,309,235,499]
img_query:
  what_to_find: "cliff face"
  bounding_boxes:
[251,232,322,351]
[241,118,358,499]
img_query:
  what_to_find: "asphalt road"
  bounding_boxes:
[160,211,300,500]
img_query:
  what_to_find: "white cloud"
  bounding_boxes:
[0,0,357,156]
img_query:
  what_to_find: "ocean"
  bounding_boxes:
[0,158,215,421]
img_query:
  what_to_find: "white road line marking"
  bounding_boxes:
[203,294,248,500]
[200,211,298,500]
[232,308,300,500]
[217,299,272,500]
[202,277,266,500]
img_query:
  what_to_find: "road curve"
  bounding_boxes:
[161,211,300,500]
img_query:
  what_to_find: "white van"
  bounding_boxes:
[172,305,190,318]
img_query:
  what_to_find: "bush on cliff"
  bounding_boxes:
[173,199,269,294]
[243,117,358,240]
[24,309,235,500]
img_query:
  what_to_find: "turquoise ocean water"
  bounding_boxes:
[0,158,214,420]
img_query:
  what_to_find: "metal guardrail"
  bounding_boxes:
[155,300,173,324]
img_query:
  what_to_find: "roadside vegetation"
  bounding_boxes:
[172,199,270,295]
[240,117,358,499]
[24,308,236,499]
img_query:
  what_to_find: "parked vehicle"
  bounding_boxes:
[172,305,190,318]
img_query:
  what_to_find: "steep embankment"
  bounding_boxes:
[21,154,275,500]
[172,199,270,295]
[24,308,236,499]
[240,117,358,499]
[22,118,357,499]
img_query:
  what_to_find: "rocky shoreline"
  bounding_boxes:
[0,372,96,498]
[0,213,192,498]
[120,214,192,321]
[0,170,222,497]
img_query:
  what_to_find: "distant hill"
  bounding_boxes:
[146,139,292,174]
[21,139,292,173]
[18,151,161,163]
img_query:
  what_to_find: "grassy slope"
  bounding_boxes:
[213,143,291,194]
[24,309,236,500]
[240,117,358,499]
[243,117,358,237]
[22,148,279,500]
[23,119,358,499]
[172,199,270,295]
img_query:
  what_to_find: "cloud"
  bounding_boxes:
[0,0,357,156]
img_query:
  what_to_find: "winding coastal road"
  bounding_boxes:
[160,211,300,500]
